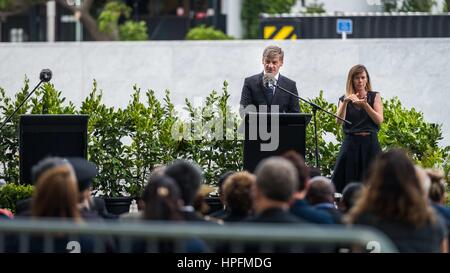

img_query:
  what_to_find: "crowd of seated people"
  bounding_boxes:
[0,148,448,253]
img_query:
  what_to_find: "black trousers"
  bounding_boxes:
[331,133,381,193]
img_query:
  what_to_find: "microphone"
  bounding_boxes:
[263,73,276,89]
[0,69,52,130]
[40,69,52,82]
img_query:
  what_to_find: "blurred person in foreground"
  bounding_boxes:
[346,149,448,253]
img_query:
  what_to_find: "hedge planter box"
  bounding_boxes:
[104,197,134,216]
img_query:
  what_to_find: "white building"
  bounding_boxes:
[297,0,446,13]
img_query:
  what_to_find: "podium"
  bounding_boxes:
[243,113,311,173]
[19,115,89,184]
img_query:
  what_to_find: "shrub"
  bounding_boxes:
[0,183,34,213]
[186,25,233,40]
[0,80,448,200]
[98,1,148,41]
[119,21,148,41]
[306,1,326,13]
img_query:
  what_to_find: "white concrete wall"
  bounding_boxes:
[0,39,449,146]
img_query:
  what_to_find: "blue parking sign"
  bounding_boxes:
[337,19,353,34]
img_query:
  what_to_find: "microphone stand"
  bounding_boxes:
[0,80,44,131]
[0,69,52,131]
[274,83,351,169]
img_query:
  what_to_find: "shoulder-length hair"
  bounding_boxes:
[345,64,373,97]
[32,164,81,220]
[346,149,436,227]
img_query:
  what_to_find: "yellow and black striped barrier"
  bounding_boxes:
[260,20,300,40]
[263,25,298,40]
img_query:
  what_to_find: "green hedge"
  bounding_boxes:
[0,79,448,199]
[186,25,234,40]
[0,183,34,213]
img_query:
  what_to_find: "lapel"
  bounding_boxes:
[258,72,271,105]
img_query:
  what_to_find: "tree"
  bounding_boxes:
[0,0,147,41]
[382,0,398,12]
[241,0,296,39]
[98,1,148,41]
[305,0,325,13]
[400,0,436,12]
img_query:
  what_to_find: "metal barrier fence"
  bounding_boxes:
[0,218,397,253]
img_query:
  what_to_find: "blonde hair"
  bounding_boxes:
[222,171,256,213]
[345,64,372,97]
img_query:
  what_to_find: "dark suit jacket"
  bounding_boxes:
[248,207,304,223]
[239,73,300,118]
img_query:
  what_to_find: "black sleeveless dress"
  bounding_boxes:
[331,91,382,193]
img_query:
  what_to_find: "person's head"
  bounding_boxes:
[217,171,236,199]
[193,184,215,215]
[346,64,372,96]
[305,176,335,205]
[31,156,97,200]
[31,160,80,220]
[65,157,98,204]
[254,157,298,211]
[262,45,284,76]
[308,166,322,179]
[141,175,183,221]
[340,182,364,213]
[282,150,309,192]
[31,157,69,184]
[415,165,431,199]
[222,171,256,215]
[164,160,203,206]
[137,164,168,210]
[426,169,448,205]
[346,149,436,227]
[148,164,166,181]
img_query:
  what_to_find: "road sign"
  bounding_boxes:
[337,19,353,34]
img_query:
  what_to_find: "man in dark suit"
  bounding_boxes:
[240,45,300,118]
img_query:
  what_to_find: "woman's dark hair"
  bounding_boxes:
[141,175,183,221]
[341,182,364,212]
[164,160,203,206]
[346,149,436,227]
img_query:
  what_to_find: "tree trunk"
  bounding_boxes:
[78,11,113,41]
[55,0,114,41]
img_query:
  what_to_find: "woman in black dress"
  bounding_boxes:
[332,64,384,193]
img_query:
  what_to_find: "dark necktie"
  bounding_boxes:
[265,84,274,104]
